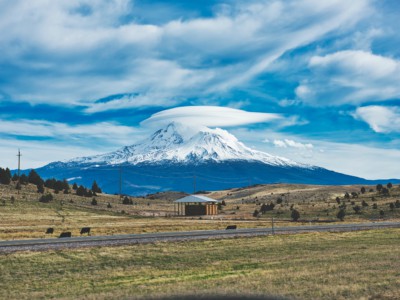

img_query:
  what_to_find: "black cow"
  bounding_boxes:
[226,225,237,230]
[59,232,72,238]
[45,228,54,234]
[80,227,91,235]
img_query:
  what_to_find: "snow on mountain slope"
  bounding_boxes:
[66,122,309,168]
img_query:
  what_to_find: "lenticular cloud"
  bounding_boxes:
[141,106,282,128]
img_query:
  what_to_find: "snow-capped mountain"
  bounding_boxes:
[35,122,374,195]
[66,122,305,167]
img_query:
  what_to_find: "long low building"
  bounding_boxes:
[174,195,218,216]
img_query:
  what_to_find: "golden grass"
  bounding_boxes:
[0,229,399,299]
[1,182,399,240]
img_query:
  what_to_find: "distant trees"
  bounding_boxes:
[0,168,11,185]
[376,184,383,193]
[360,187,366,194]
[28,169,43,186]
[260,202,275,214]
[387,182,393,189]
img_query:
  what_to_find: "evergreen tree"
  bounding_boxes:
[63,179,70,191]
[12,173,19,181]
[72,182,78,190]
[91,180,102,193]
[0,168,11,184]
[19,174,28,185]
[37,182,45,194]
[76,185,86,196]
[28,169,43,186]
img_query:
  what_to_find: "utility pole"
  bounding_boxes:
[271,217,275,235]
[17,149,21,178]
[17,149,22,194]
[119,165,122,202]
[193,174,196,194]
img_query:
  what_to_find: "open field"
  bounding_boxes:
[1,182,400,240]
[0,228,399,299]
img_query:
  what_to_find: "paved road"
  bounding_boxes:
[1,221,399,253]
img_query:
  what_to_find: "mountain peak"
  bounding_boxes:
[66,122,307,168]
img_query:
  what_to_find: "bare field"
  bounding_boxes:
[0,229,399,299]
[0,182,399,240]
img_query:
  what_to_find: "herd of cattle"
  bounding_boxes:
[45,227,91,238]
[45,225,237,239]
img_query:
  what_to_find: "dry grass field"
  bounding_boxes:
[0,228,399,299]
[0,181,399,240]
[1,181,399,299]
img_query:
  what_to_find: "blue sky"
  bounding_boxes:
[0,0,399,179]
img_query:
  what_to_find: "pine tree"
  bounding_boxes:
[37,182,45,194]
[91,180,102,193]
[0,168,11,184]
[28,169,43,186]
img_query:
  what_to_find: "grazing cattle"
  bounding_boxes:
[226,225,237,230]
[80,227,91,235]
[59,232,71,238]
[45,228,54,234]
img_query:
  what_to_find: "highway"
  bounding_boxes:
[1,221,399,253]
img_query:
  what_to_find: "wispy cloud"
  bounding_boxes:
[0,0,371,110]
[353,105,400,133]
[272,139,314,150]
[297,50,400,106]
[0,119,138,143]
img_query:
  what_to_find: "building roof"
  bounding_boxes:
[174,195,218,203]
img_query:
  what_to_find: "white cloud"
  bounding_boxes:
[0,119,138,143]
[272,139,314,150]
[0,0,371,109]
[297,50,400,106]
[141,106,282,128]
[353,105,400,133]
[232,128,400,179]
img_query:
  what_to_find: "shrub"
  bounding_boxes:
[253,209,259,217]
[353,205,361,214]
[91,198,97,206]
[39,193,53,203]
[122,196,131,205]
[291,209,300,221]
[372,203,378,209]
[337,209,346,221]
